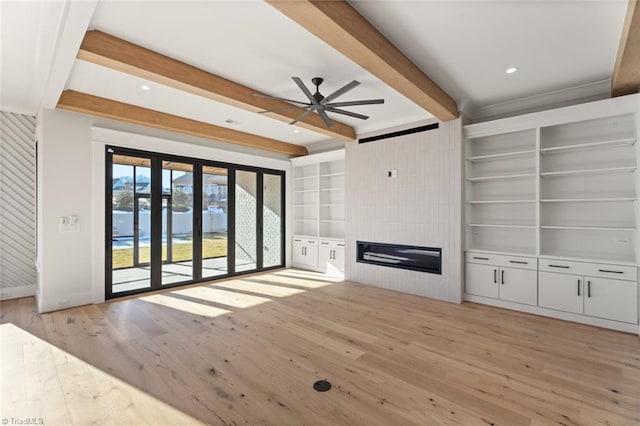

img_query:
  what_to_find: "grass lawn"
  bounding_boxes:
[112,233,227,269]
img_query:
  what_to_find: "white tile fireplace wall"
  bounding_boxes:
[345,118,464,303]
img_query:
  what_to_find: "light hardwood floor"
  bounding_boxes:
[1,269,639,425]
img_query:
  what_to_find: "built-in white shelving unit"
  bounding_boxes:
[464,94,640,333]
[291,150,345,275]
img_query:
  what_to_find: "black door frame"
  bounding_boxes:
[105,146,286,300]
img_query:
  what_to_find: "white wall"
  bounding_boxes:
[345,118,464,303]
[37,108,291,313]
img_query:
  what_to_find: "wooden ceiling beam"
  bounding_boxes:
[612,0,640,97]
[77,30,355,141]
[266,0,459,121]
[57,91,308,157]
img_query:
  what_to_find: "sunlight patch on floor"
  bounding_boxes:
[140,293,231,318]
[0,323,203,425]
[215,280,306,298]
[175,285,272,309]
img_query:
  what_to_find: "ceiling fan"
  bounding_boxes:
[254,77,384,128]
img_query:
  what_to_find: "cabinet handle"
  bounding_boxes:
[577,279,581,296]
[332,250,335,260]
[493,269,497,284]
[501,270,504,285]
[509,260,528,265]
[587,281,591,298]
[598,269,623,275]
[548,264,569,269]
[473,256,489,260]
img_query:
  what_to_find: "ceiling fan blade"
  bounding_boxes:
[289,109,313,125]
[322,80,360,104]
[253,93,309,105]
[325,107,369,120]
[258,106,305,114]
[318,110,333,127]
[292,77,318,105]
[325,99,384,107]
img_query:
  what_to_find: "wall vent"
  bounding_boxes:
[358,123,439,144]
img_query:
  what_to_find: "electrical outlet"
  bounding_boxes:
[616,238,630,245]
[1,291,11,299]
[387,170,397,178]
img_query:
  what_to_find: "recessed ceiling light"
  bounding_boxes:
[505,67,518,74]
[140,84,151,91]
[293,129,300,134]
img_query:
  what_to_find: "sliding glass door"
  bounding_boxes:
[263,173,283,268]
[202,166,229,279]
[106,147,285,299]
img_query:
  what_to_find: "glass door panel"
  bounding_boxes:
[202,165,228,278]
[111,154,152,294]
[263,173,283,268]
[235,170,257,272]
[162,161,194,285]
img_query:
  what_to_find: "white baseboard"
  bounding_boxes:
[464,293,638,334]
[0,285,36,301]
[38,290,93,313]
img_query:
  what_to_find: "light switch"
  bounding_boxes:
[388,170,397,178]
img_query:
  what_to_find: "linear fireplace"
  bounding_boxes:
[356,241,442,275]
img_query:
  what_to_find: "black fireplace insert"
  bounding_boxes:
[356,241,442,275]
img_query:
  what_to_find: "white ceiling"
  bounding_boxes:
[0,0,631,148]
[352,0,628,111]
[0,1,66,115]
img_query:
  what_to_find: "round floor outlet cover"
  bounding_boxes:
[313,380,332,392]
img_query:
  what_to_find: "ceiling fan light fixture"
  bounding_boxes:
[254,77,385,128]
[505,67,518,74]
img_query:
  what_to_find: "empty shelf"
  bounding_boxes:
[541,198,636,203]
[468,224,535,229]
[540,166,636,177]
[467,173,536,182]
[540,137,636,154]
[293,175,319,181]
[541,225,636,232]
[466,149,536,162]
[320,172,345,177]
[467,199,535,204]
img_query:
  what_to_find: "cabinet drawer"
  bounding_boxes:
[496,255,537,271]
[583,263,637,282]
[301,238,318,246]
[540,258,638,281]
[465,252,497,265]
[319,239,344,248]
[539,258,591,276]
[466,252,537,270]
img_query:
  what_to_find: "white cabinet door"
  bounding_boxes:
[584,277,638,324]
[304,244,318,269]
[465,263,499,298]
[539,271,583,314]
[318,246,331,272]
[292,242,307,266]
[499,267,537,306]
[293,242,318,269]
[319,246,344,275]
[329,247,344,274]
